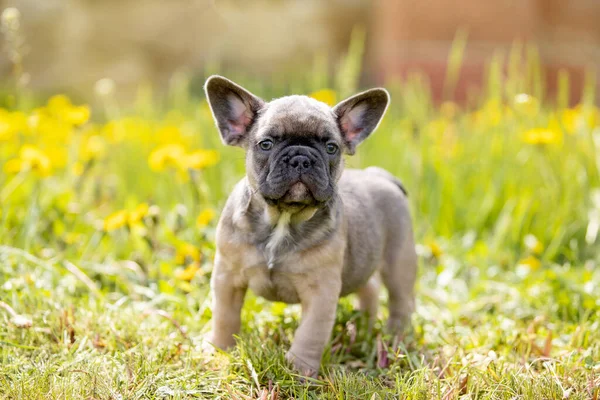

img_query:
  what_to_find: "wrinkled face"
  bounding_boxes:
[247,97,342,210]
[204,75,390,212]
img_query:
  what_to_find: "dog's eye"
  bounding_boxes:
[326,143,338,154]
[258,139,273,151]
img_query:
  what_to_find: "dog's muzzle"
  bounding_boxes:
[260,145,332,209]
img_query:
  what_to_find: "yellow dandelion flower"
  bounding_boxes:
[18,145,53,176]
[148,144,186,171]
[4,145,53,176]
[102,120,125,144]
[47,94,71,111]
[184,149,220,170]
[175,263,201,281]
[81,135,107,161]
[155,125,183,146]
[196,208,216,227]
[44,146,68,169]
[0,109,27,141]
[128,203,149,225]
[559,108,578,134]
[175,243,201,265]
[559,105,599,134]
[524,234,544,255]
[103,210,129,232]
[28,109,73,142]
[309,89,337,106]
[585,106,599,128]
[517,255,541,270]
[47,94,90,126]
[3,158,23,174]
[425,239,443,258]
[472,99,503,128]
[64,105,90,126]
[522,127,562,145]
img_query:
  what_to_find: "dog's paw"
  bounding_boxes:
[285,351,319,379]
[202,332,235,353]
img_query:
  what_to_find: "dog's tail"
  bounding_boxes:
[365,166,408,197]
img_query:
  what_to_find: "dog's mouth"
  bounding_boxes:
[264,182,319,211]
[282,182,313,203]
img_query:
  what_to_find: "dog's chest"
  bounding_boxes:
[240,214,304,303]
[244,263,301,304]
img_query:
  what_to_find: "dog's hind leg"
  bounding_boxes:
[356,273,380,327]
[380,234,417,335]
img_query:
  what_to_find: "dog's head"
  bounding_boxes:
[205,76,389,212]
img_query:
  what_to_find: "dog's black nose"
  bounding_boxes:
[288,154,312,172]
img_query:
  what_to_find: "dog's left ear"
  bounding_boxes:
[204,75,265,147]
[332,88,390,155]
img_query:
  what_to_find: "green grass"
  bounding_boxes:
[1,238,599,399]
[1,35,600,398]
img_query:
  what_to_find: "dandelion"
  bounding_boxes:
[128,203,149,225]
[184,149,220,170]
[517,255,541,270]
[175,243,201,265]
[28,109,73,142]
[3,159,22,174]
[0,109,27,141]
[80,135,107,162]
[472,99,503,128]
[524,234,543,255]
[175,263,201,281]
[103,203,151,232]
[103,210,129,231]
[309,89,337,106]
[196,208,216,227]
[522,127,562,145]
[155,125,185,146]
[47,95,90,126]
[44,147,68,169]
[425,239,443,258]
[148,144,186,171]
[4,145,52,177]
[558,105,599,134]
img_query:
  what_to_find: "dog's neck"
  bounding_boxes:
[233,180,340,268]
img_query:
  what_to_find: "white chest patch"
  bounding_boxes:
[265,211,292,269]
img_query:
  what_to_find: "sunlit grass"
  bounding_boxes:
[1,25,600,398]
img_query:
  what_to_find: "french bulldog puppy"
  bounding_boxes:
[204,76,417,377]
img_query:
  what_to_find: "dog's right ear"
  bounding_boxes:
[204,76,265,147]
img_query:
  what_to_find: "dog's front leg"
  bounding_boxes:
[208,256,247,349]
[286,275,341,377]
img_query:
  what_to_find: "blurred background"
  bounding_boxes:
[2,0,599,104]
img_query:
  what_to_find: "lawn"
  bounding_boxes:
[1,46,600,399]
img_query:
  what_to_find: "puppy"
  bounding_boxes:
[204,76,417,377]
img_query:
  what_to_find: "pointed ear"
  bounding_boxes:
[332,88,390,155]
[204,75,265,147]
